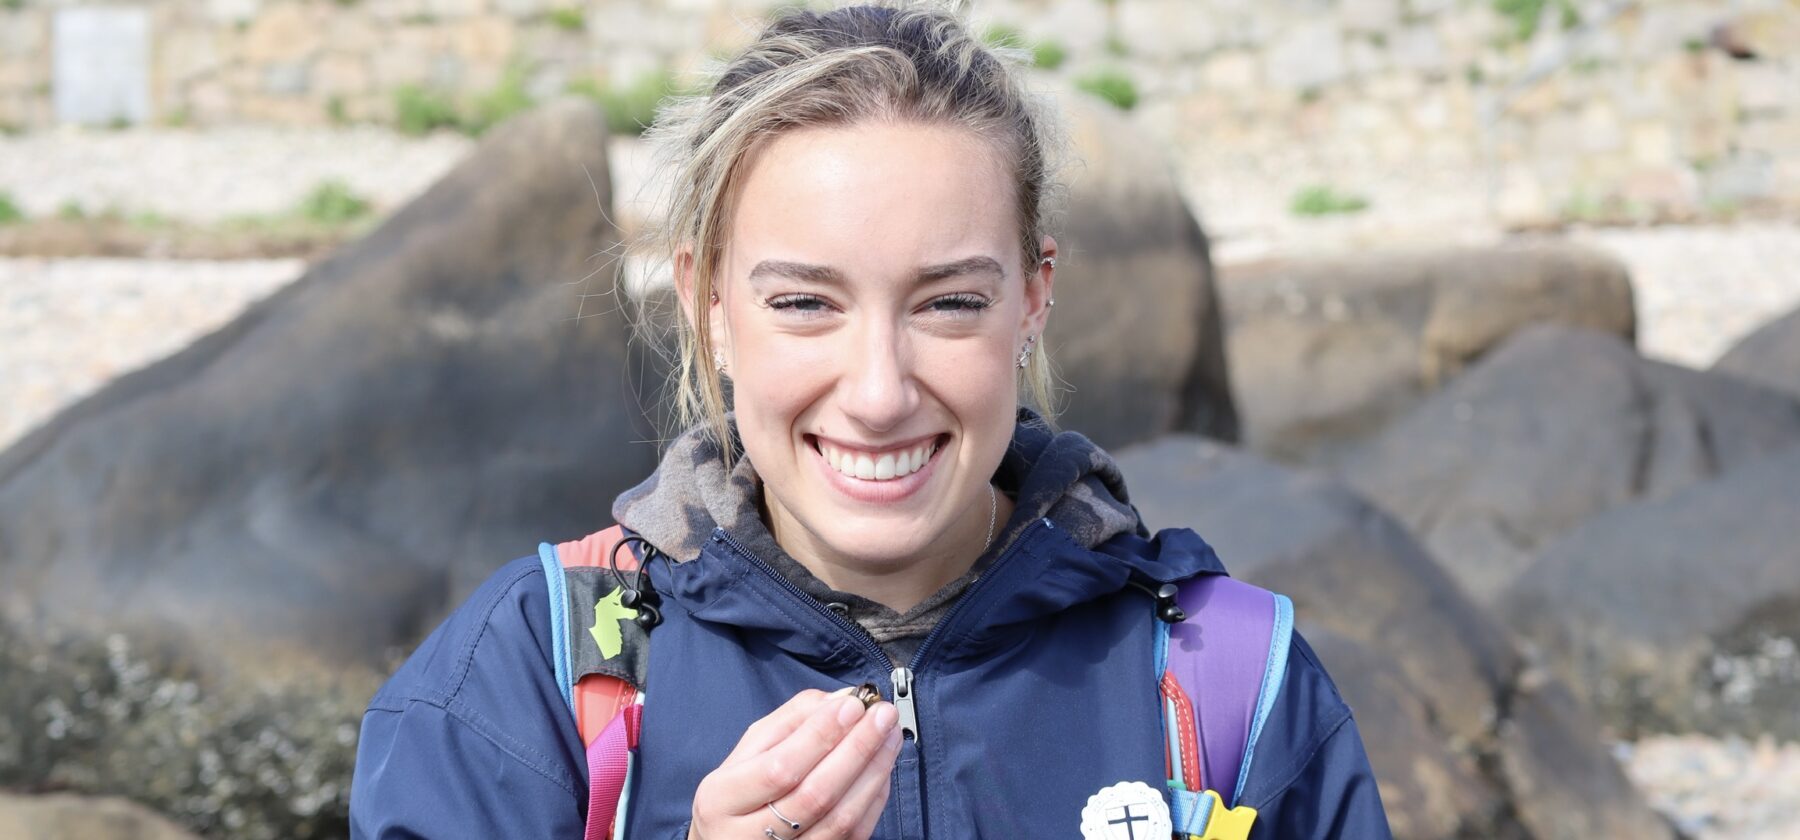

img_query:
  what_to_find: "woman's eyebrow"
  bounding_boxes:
[746,256,1005,286]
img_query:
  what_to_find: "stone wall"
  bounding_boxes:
[0,0,1796,226]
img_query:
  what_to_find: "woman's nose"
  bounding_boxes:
[840,322,918,433]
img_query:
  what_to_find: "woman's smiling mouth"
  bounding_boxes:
[806,433,951,501]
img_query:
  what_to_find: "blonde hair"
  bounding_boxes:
[636,2,1065,459]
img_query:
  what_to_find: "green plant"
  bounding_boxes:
[326,95,349,126]
[980,23,1067,71]
[982,23,1024,49]
[57,200,87,221]
[1290,185,1370,216]
[127,210,174,229]
[464,64,535,136]
[1075,68,1138,110]
[393,84,460,136]
[0,192,24,225]
[588,70,685,136]
[1559,189,1607,222]
[1103,34,1130,58]
[546,7,585,32]
[161,107,193,128]
[298,180,372,225]
[1,0,23,12]
[1491,0,1577,43]
[1683,37,1707,54]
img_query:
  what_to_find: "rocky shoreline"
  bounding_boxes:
[3,124,1798,836]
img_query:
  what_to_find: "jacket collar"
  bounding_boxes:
[621,409,1221,665]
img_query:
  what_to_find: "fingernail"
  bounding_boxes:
[835,695,863,726]
[873,703,897,731]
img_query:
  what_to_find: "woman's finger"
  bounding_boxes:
[764,702,899,835]
[705,692,869,814]
[722,688,836,766]
[801,717,902,840]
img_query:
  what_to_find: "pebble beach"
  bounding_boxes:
[3,126,1799,834]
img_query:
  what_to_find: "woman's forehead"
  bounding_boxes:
[727,121,1020,271]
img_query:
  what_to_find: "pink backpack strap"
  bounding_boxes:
[585,703,644,840]
[540,525,649,839]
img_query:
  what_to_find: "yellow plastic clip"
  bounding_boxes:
[1197,789,1257,840]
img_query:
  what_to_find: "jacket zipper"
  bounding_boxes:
[714,518,1051,745]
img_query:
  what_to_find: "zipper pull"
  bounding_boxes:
[891,667,920,746]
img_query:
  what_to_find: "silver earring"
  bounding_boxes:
[1041,256,1056,268]
[1016,335,1036,369]
[713,348,727,373]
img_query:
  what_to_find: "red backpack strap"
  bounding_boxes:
[1157,574,1294,839]
[539,525,650,839]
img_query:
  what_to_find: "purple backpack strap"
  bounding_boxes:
[1162,574,1295,808]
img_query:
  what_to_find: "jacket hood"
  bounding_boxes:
[613,409,1222,655]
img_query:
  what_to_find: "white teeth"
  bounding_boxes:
[820,440,939,481]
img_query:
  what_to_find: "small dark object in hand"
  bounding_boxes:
[851,683,882,708]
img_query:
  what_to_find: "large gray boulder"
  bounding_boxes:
[1045,92,1236,447]
[0,99,653,673]
[1220,243,1635,463]
[1714,305,1800,399]
[0,100,653,837]
[1117,436,1672,840]
[1503,444,1800,739]
[1339,324,1800,606]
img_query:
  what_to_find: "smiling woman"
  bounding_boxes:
[348,4,1390,840]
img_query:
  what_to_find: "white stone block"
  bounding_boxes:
[53,6,151,126]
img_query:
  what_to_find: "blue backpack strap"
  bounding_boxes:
[1157,574,1294,838]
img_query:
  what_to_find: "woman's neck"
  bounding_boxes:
[763,486,1015,614]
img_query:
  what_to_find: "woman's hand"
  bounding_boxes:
[688,688,903,840]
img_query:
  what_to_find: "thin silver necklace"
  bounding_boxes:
[983,483,997,551]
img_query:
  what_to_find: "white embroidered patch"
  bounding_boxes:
[1079,780,1173,840]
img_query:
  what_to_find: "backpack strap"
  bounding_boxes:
[540,525,653,840]
[1156,574,1294,839]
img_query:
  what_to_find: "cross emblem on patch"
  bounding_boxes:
[1080,781,1173,840]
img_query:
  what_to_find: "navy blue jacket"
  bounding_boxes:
[351,519,1391,838]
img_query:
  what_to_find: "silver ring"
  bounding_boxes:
[766,801,801,831]
[763,829,793,840]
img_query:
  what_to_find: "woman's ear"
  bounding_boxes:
[673,245,732,369]
[673,245,700,328]
[1023,235,1057,338]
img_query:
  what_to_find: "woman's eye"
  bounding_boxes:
[766,294,831,314]
[926,294,991,314]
